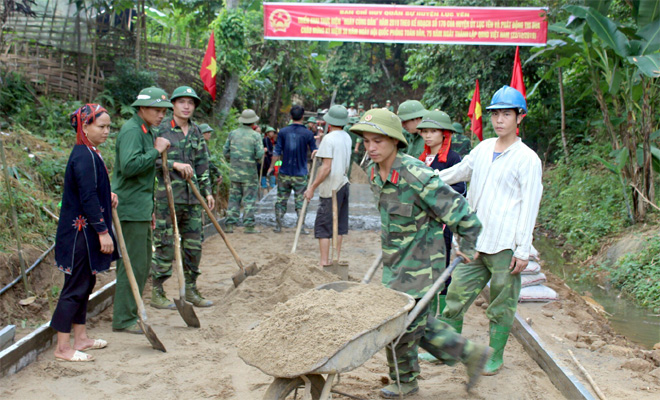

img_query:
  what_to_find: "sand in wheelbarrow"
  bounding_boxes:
[237,284,409,378]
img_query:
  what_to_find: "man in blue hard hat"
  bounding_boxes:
[435,86,543,376]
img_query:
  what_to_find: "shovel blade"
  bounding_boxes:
[244,262,259,277]
[136,319,167,352]
[232,270,247,287]
[174,297,200,328]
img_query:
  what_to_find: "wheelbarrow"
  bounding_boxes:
[242,257,465,400]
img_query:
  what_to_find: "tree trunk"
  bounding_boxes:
[590,69,619,150]
[216,73,240,130]
[557,62,570,159]
[215,0,240,130]
[269,76,283,127]
[641,78,655,211]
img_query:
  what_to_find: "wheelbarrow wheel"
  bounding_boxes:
[263,374,325,400]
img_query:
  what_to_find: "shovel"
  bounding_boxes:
[111,209,166,352]
[291,155,318,253]
[185,177,258,287]
[323,189,348,280]
[257,153,265,200]
[161,153,200,328]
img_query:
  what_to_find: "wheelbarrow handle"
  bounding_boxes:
[404,256,465,328]
[361,253,382,284]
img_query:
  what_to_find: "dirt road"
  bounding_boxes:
[1,228,658,399]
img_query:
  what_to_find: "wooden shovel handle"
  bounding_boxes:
[161,152,186,298]
[291,155,319,254]
[332,189,338,262]
[185,177,246,273]
[112,208,148,320]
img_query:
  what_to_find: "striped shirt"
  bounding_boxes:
[436,138,543,260]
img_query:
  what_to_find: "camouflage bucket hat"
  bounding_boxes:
[349,109,408,148]
[397,100,427,121]
[238,109,259,124]
[171,86,201,107]
[417,110,456,131]
[131,87,173,108]
[323,105,349,127]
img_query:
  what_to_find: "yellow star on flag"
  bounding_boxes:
[206,57,217,78]
[475,102,482,120]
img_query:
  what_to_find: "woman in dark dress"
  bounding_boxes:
[51,104,119,362]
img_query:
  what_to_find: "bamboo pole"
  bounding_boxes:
[0,136,31,294]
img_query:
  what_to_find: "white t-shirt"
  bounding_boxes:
[315,129,352,198]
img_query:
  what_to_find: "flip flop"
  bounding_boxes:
[55,350,94,362]
[79,339,107,351]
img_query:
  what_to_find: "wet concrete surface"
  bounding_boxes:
[254,183,381,231]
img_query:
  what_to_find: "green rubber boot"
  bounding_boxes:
[150,278,176,310]
[244,226,261,234]
[439,317,463,334]
[185,283,214,307]
[380,380,419,398]
[483,324,510,376]
[273,210,283,233]
[462,342,492,392]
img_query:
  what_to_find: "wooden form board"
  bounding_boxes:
[480,288,596,400]
[0,280,116,378]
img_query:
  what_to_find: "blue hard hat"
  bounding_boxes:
[486,85,527,115]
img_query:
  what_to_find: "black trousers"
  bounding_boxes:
[51,236,97,333]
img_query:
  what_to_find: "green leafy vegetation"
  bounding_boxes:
[610,236,660,313]
[538,144,629,259]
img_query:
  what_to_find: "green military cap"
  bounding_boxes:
[170,86,201,107]
[452,122,464,134]
[349,109,408,148]
[350,102,355,107]
[131,87,173,108]
[397,100,427,121]
[307,116,317,123]
[417,110,456,131]
[265,126,276,133]
[198,123,214,133]
[386,99,392,103]
[373,103,379,108]
[358,102,364,108]
[323,104,349,127]
[349,116,359,124]
[238,109,259,124]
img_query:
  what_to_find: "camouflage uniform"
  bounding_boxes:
[152,117,211,284]
[405,130,425,159]
[450,133,472,158]
[369,152,483,384]
[275,174,307,213]
[223,125,264,227]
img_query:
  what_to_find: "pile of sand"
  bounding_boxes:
[237,284,409,377]
[226,253,338,313]
[350,162,370,184]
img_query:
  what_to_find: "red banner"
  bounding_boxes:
[264,3,547,46]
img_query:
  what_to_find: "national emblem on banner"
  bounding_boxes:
[269,9,292,33]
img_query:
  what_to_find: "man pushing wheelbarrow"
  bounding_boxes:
[349,109,491,398]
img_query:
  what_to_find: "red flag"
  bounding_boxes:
[510,46,526,98]
[468,79,483,141]
[200,32,217,101]
[510,46,526,135]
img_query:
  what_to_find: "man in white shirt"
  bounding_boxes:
[347,102,358,117]
[304,105,352,268]
[436,86,543,376]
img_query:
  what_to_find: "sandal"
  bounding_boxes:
[80,339,107,351]
[56,350,94,362]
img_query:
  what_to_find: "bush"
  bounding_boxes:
[538,143,628,259]
[102,59,157,109]
[610,236,660,313]
[0,71,32,118]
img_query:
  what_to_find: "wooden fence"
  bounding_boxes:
[1,0,207,102]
